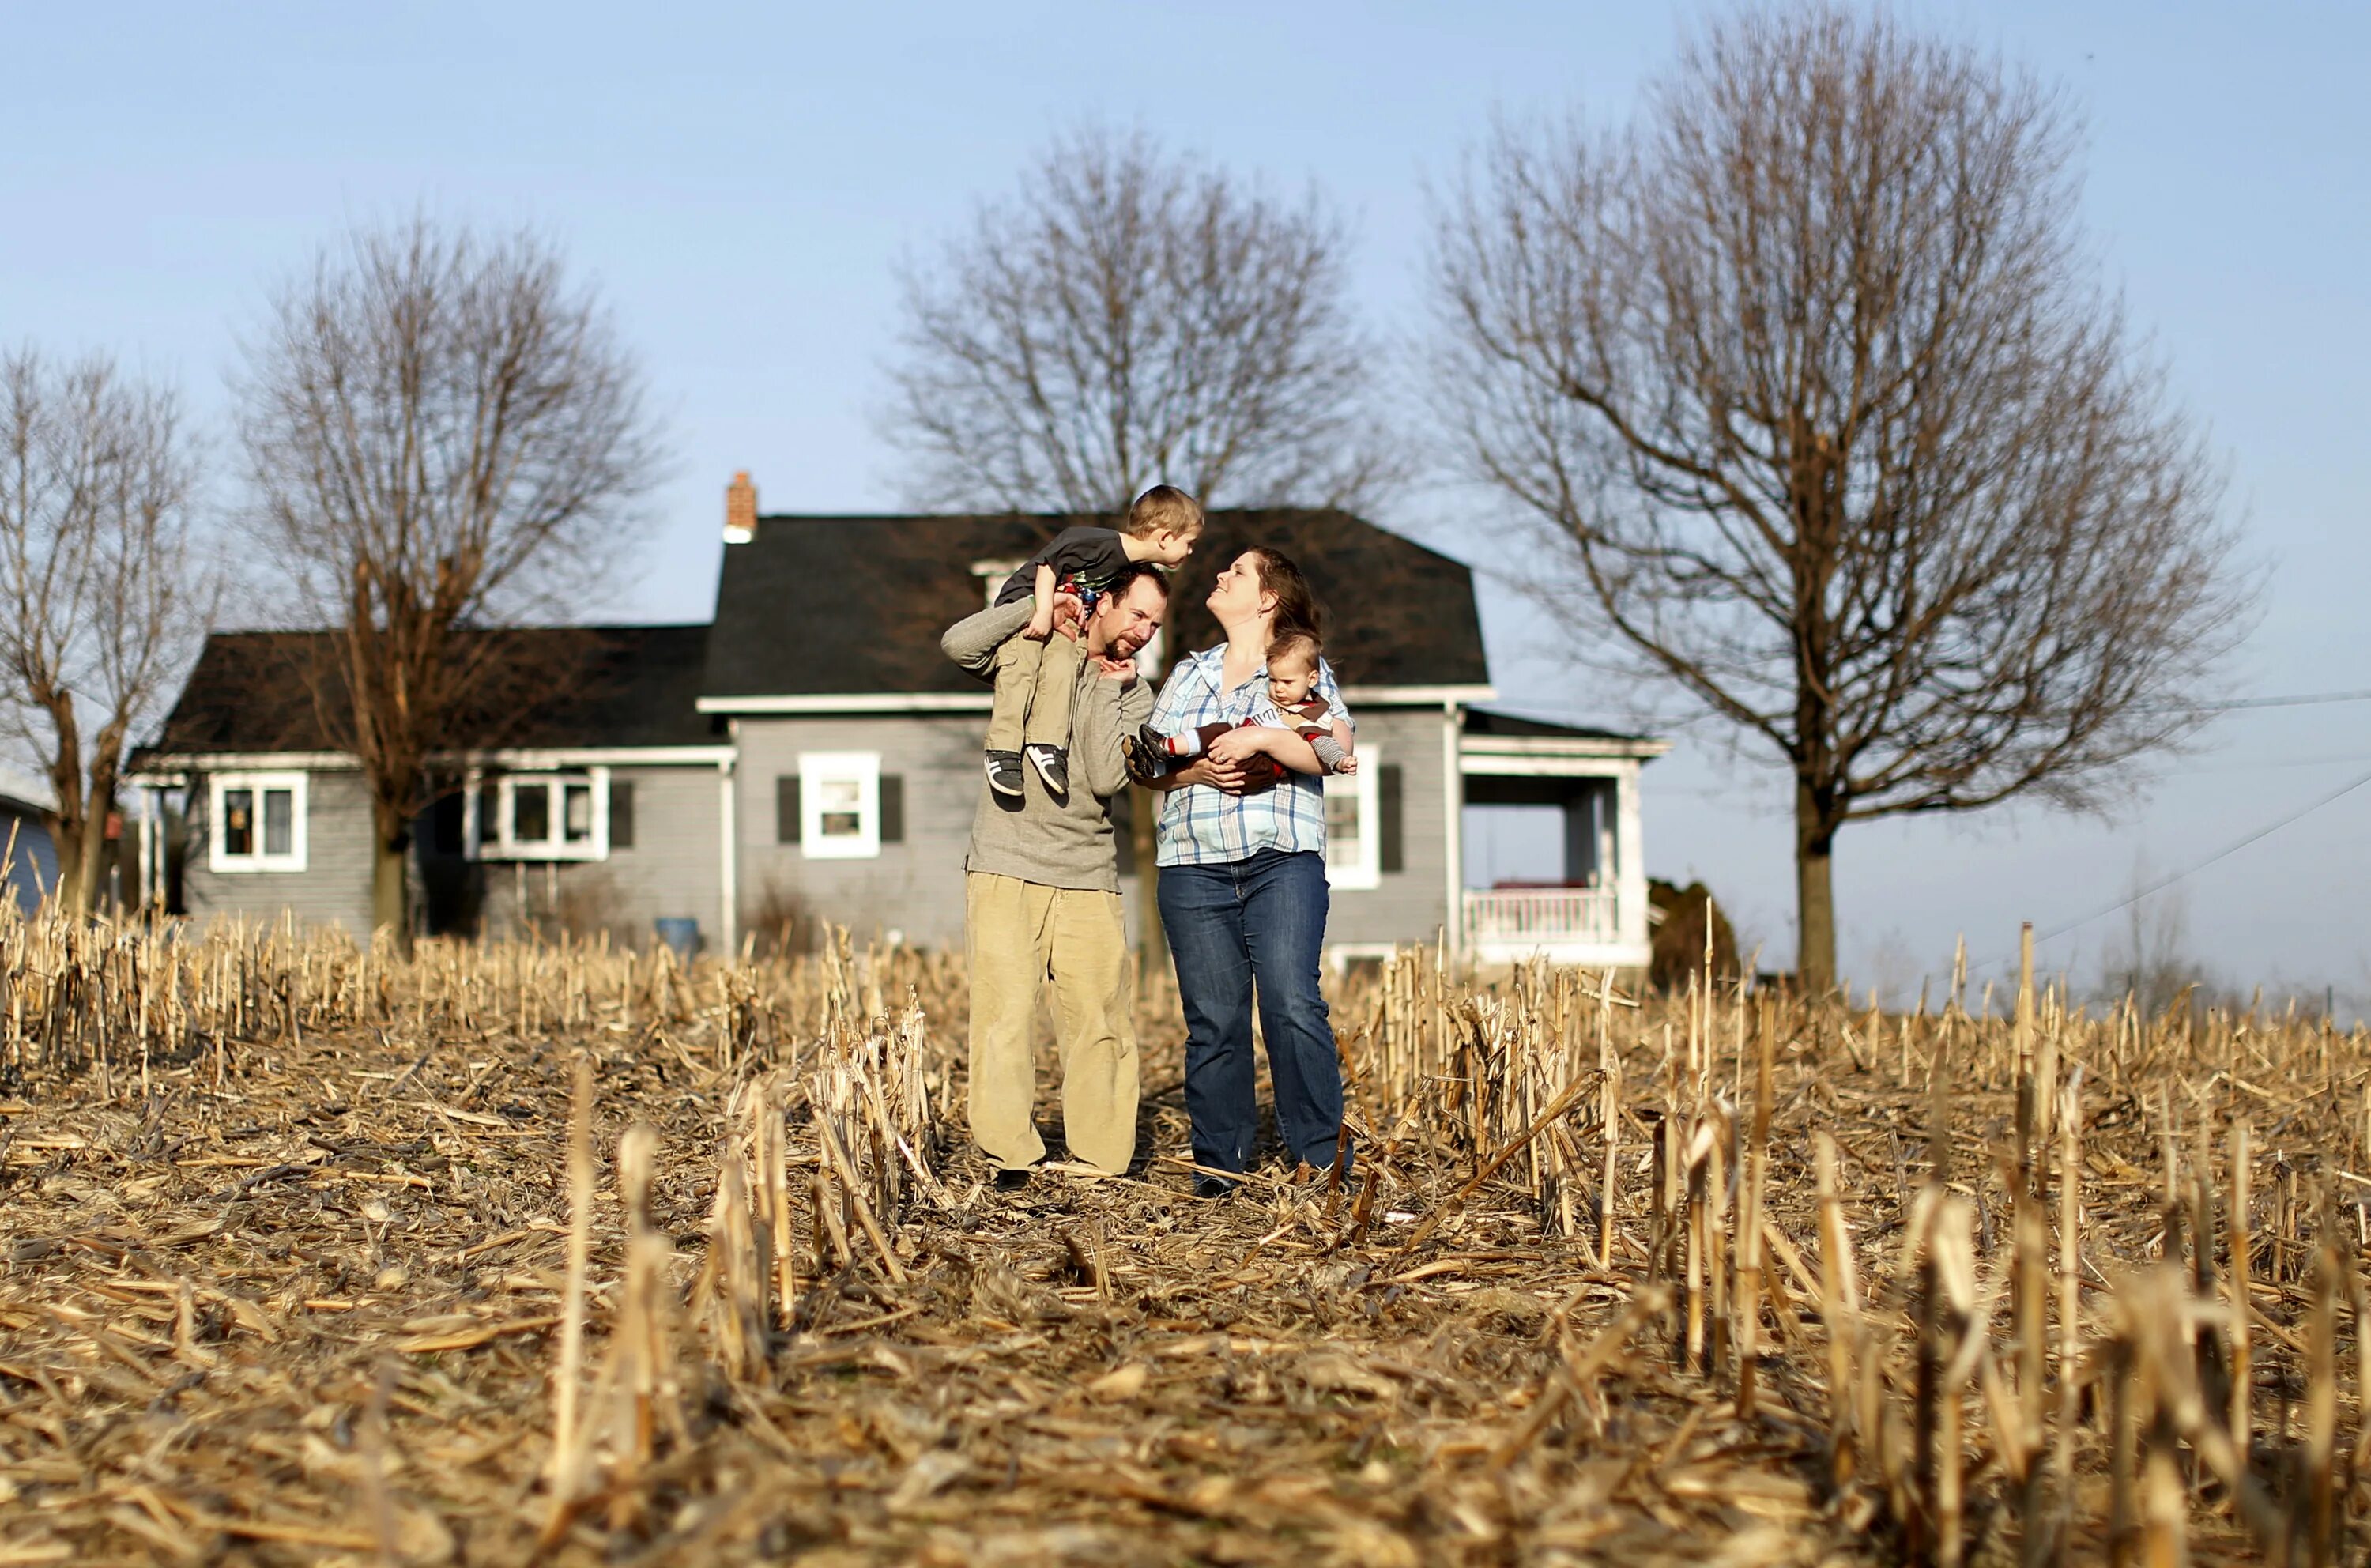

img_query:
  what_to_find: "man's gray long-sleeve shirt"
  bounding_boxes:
[940,600,1155,893]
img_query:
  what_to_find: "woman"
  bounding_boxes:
[1138,547,1351,1197]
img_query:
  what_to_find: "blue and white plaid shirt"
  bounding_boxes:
[1148,646,1352,868]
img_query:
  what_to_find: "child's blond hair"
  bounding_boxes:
[1125,484,1204,540]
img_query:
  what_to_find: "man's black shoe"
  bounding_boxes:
[1024,743,1070,796]
[1193,1175,1235,1200]
[995,1167,1032,1191]
[985,751,1026,797]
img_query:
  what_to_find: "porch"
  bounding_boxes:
[1457,710,1667,968]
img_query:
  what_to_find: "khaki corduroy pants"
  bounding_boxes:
[984,630,1082,753]
[964,871,1138,1175]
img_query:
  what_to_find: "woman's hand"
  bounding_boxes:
[1172,756,1247,794]
[1170,754,1279,795]
[1206,726,1272,765]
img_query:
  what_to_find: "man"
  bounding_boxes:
[940,561,1167,1188]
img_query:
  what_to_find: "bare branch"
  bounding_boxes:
[880,122,1394,515]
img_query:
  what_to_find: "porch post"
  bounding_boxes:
[718,752,738,959]
[137,790,155,911]
[1615,760,1648,960]
[1442,703,1464,959]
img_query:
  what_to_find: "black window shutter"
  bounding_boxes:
[880,775,904,843]
[776,775,801,844]
[609,779,635,849]
[431,791,464,854]
[1378,764,1404,873]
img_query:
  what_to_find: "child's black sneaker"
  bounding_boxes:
[1024,744,1069,797]
[985,751,1026,797]
[1125,728,1170,784]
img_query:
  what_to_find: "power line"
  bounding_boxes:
[2195,688,2371,713]
[1494,684,2371,734]
[2024,762,2371,952]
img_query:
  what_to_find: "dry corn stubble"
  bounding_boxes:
[0,909,2363,1565]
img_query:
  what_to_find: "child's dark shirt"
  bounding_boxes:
[995,526,1133,608]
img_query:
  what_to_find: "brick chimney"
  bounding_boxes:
[723,470,757,544]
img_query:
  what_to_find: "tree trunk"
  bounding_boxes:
[1794,780,1839,997]
[39,696,87,915]
[44,816,85,915]
[371,803,409,946]
[70,789,109,914]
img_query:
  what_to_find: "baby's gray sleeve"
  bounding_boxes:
[1311,733,1348,772]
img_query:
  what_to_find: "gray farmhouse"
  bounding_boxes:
[131,490,1665,968]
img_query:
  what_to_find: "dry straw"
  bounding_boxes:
[1,903,2366,1562]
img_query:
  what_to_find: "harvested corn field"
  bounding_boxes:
[2,914,2365,1565]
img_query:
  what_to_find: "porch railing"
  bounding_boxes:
[1463,886,1619,946]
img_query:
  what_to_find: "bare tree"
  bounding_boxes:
[882,122,1388,516]
[0,349,213,914]
[884,126,1392,959]
[234,217,660,940]
[2099,869,2216,1023]
[1430,8,2249,991]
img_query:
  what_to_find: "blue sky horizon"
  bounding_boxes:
[8,2,2366,1004]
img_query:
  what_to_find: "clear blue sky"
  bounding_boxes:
[8,2,2366,1001]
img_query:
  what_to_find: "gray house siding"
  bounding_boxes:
[183,769,376,938]
[733,714,987,951]
[1324,705,1451,948]
[731,704,1452,956]
[1,803,58,914]
[477,763,726,947]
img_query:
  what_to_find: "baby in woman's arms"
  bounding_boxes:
[1130,628,1355,779]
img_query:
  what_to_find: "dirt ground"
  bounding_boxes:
[1,946,2324,1567]
[0,1000,1900,1568]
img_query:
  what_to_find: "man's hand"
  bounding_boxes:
[1051,589,1087,639]
[1094,651,1136,685]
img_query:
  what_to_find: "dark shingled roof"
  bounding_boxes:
[143,624,718,760]
[701,507,1490,700]
[1462,707,1657,745]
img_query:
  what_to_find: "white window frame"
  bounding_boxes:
[1323,744,1381,891]
[972,558,1025,610]
[209,771,309,874]
[463,767,610,861]
[801,751,881,860]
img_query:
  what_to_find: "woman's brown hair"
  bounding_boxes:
[1246,546,1322,650]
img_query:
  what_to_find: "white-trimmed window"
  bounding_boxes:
[467,768,610,861]
[973,559,1024,609]
[800,752,880,859]
[1324,746,1381,890]
[209,772,307,873]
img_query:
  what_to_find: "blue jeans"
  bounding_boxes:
[1158,849,1351,1179]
